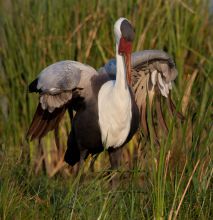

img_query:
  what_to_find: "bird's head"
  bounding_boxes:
[114,18,135,85]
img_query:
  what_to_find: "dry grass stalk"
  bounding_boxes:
[173,159,200,220]
[136,0,162,50]
[181,69,198,114]
[168,159,187,220]
[85,14,102,59]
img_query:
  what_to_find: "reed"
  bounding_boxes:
[0,0,212,219]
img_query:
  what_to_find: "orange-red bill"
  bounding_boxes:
[124,53,132,85]
[118,37,132,86]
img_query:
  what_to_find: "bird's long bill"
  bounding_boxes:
[118,37,133,86]
[118,37,132,86]
[124,52,132,86]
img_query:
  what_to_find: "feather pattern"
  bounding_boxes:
[36,61,96,93]
[27,103,66,140]
[27,61,98,140]
[101,50,184,141]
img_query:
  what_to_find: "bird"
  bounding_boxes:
[27,17,184,173]
[27,17,139,171]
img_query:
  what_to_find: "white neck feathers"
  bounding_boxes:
[114,43,128,90]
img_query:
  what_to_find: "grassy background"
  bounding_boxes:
[0,0,212,219]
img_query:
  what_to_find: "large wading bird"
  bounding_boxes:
[27,18,183,172]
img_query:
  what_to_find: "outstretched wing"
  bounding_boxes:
[27,60,98,140]
[100,50,184,143]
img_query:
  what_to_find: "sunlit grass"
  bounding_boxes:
[0,0,212,219]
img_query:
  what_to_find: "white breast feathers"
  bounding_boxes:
[98,80,132,148]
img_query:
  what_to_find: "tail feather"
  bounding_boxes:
[27,104,45,139]
[27,103,66,140]
[31,111,50,140]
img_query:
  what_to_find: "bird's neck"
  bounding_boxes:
[114,44,128,91]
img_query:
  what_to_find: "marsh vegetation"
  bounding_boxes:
[0,0,212,219]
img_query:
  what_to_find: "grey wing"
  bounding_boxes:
[30,60,97,113]
[131,50,184,142]
[27,60,97,140]
[131,50,177,96]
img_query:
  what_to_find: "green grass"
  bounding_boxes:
[0,0,212,219]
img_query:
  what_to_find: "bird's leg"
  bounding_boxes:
[108,147,122,187]
[108,147,122,169]
[89,154,99,172]
[79,149,89,167]
[76,149,89,182]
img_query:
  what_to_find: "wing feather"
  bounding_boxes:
[28,61,98,141]
[27,103,67,140]
[131,50,184,140]
[101,50,184,141]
